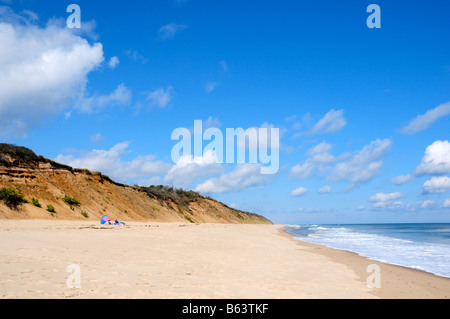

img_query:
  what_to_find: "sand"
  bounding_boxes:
[0,220,449,299]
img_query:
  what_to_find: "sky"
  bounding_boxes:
[0,0,449,224]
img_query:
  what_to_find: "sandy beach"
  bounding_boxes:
[0,220,449,299]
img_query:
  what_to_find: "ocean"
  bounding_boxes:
[286,223,450,278]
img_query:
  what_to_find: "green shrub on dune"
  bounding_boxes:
[31,197,41,208]
[63,194,81,206]
[46,204,55,213]
[0,187,26,209]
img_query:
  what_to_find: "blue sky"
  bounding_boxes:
[1,0,449,224]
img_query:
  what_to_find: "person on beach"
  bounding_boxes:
[115,219,126,225]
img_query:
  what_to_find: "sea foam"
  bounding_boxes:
[287,224,450,278]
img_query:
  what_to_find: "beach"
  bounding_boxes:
[0,220,449,299]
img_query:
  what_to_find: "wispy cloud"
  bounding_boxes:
[318,185,332,194]
[420,200,438,209]
[79,84,132,114]
[329,138,391,184]
[108,56,119,69]
[310,109,347,134]
[158,23,187,40]
[368,192,404,210]
[195,164,274,194]
[444,199,450,208]
[391,174,413,185]
[205,81,218,93]
[369,192,403,202]
[290,186,307,197]
[289,141,336,179]
[292,109,346,138]
[55,142,171,183]
[146,86,174,108]
[219,60,228,72]
[400,102,450,134]
[125,49,149,64]
[290,138,391,187]
[89,133,104,144]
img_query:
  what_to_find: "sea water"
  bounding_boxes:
[286,223,450,278]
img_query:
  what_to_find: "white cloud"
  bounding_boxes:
[79,83,132,113]
[289,141,335,179]
[421,200,437,209]
[443,199,450,208]
[415,140,450,175]
[125,49,149,64]
[108,56,119,69]
[308,141,333,156]
[392,140,450,186]
[372,201,404,209]
[310,109,346,134]
[329,138,391,184]
[401,102,450,134]
[369,192,403,202]
[368,192,404,210]
[55,142,171,183]
[0,9,104,136]
[164,150,223,189]
[195,164,274,194]
[422,176,450,194]
[158,23,187,40]
[290,138,391,186]
[318,185,332,194]
[147,86,174,108]
[290,187,307,197]
[391,174,413,185]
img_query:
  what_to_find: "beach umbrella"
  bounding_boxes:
[100,215,109,225]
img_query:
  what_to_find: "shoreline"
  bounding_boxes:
[0,220,449,299]
[279,226,450,299]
